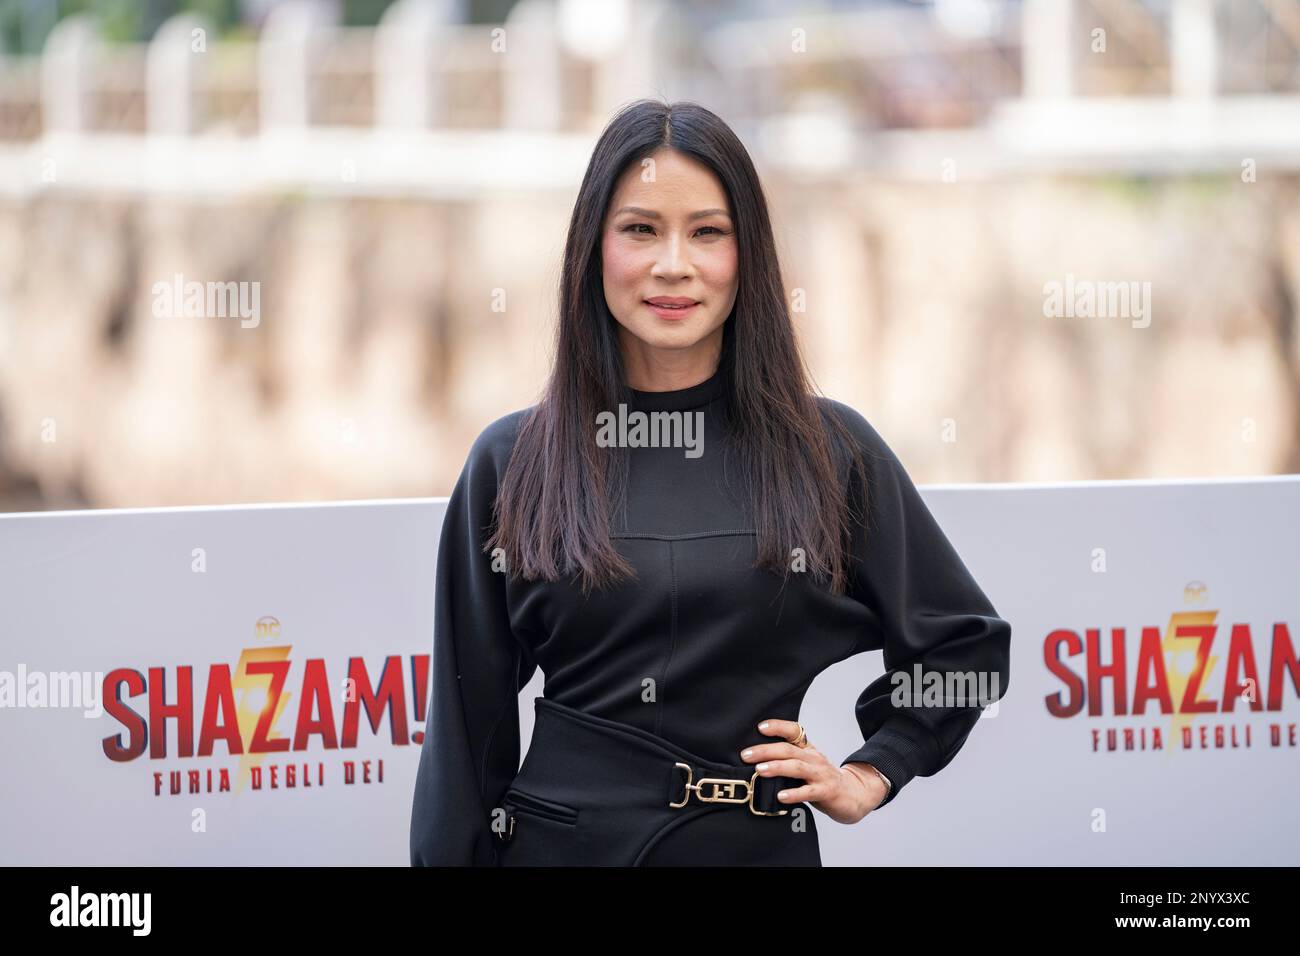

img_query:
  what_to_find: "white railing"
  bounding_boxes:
[2,0,1300,188]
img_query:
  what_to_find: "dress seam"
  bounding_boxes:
[657,540,679,739]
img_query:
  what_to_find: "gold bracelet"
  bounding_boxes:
[844,764,890,803]
[869,765,892,795]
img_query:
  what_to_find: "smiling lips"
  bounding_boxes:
[645,296,700,320]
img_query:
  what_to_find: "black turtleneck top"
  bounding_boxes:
[410,364,1012,866]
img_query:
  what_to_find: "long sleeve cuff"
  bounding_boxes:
[840,714,942,809]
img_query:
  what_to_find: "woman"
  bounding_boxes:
[409,99,1011,867]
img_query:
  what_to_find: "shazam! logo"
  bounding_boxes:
[1043,602,1298,753]
[101,618,434,799]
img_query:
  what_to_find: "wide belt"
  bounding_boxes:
[498,695,799,847]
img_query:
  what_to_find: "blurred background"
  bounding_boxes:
[0,0,1297,513]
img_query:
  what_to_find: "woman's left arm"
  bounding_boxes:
[743,402,1011,824]
[834,405,1012,812]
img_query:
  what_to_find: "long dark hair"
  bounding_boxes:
[487,99,865,596]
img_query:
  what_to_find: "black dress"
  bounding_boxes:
[409,362,1012,866]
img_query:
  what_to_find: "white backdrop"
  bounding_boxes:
[1,476,1296,865]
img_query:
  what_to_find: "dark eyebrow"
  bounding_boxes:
[611,206,732,221]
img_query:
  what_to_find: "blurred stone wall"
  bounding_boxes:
[0,172,1297,512]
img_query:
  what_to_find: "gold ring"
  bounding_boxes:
[791,723,809,748]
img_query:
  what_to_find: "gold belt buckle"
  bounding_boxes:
[669,761,788,816]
